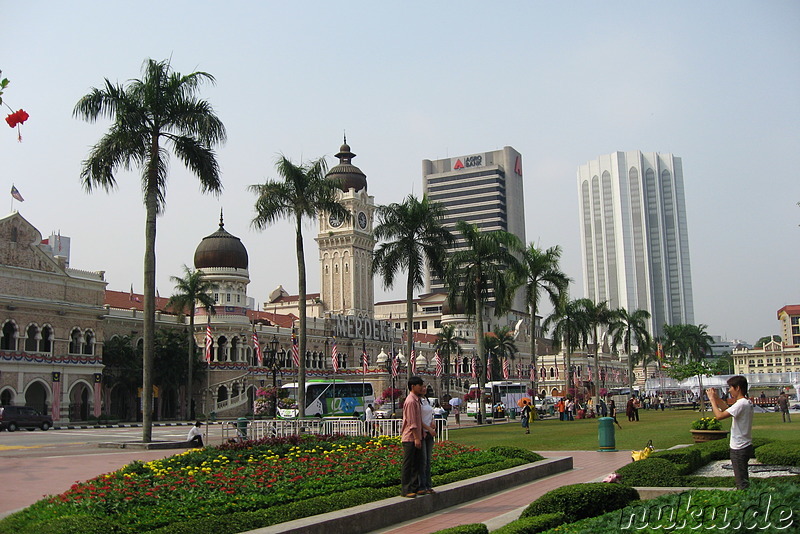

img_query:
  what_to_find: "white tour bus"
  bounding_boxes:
[465,381,527,418]
[278,379,375,418]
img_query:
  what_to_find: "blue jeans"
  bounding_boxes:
[420,433,434,490]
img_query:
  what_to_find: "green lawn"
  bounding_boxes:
[447,409,799,451]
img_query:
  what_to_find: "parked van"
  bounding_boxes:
[0,405,53,431]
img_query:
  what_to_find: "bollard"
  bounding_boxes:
[598,417,617,452]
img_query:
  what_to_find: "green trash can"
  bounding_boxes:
[509,408,517,420]
[598,417,617,451]
[236,417,248,440]
[548,406,555,417]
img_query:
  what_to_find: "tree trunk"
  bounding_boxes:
[296,215,307,418]
[530,303,537,397]
[142,183,158,442]
[475,285,486,424]
[593,326,601,410]
[186,312,195,420]
[406,273,414,382]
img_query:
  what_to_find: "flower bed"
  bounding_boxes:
[0,435,526,533]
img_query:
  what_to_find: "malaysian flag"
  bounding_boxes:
[252,327,262,367]
[362,341,369,374]
[471,355,477,379]
[205,322,213,363]
[502,358,509,380]
[10,185,24,202]
[486,357,492,382]
[291,330,300,368]
[517,363,522,379]
[410,345,417,375]
[331,337,339,372]
[455,357,461,380]
[434,351,443,377]
[391,353,399,377]
[530,365,537,382]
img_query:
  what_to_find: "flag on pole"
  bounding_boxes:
[205,322,213,363]
[391,353,399,378]
[455,356,461,380]
[291,330,300,368]
[331,337,339,372]
[471,355,477,379]
[252,326,262,367]
[517,363,522,379]
[502,358,510,379]
[531,365,537,382]
[362,341,369,374]
[10,185,24,202]
[129,284,141,303]
[435,351,443,377]
[486,357,492,382]
[410,345,417,375]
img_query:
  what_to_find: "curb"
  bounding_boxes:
[53,421,220,430]
[245,457,573,534]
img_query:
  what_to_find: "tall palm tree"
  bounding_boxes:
[521,244,570,395]
[608,307,652,394]
[444,221,523,422]
[372,194,453,379]
[249,155,347,417]
[167,265,217,419]
[484,326,518,380]
[575,299,614,408]
[435,324,466,391]
[663,323,713,364]
[543,297,589,398]
[74,58,225,441]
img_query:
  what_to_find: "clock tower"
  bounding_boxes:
[316,140,376,318]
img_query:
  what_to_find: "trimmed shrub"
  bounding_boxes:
[755,441,800,467]
[650,447,702,475]
[487,446,544,463]
[430,524,489,534]
[493,512,566,534]
[615,457,684,487]
[19,515,133,534]
[520,482,638,523]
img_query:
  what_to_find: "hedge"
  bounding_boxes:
[520,483,639,523]
[492,512,566,534]
[615,457,685,487]
[430,524,489,534]
[486,446,544,463]
[755,441,800,467]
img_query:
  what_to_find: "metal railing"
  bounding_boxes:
[222,417,449,443]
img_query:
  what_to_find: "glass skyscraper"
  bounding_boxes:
[578,151,695,337]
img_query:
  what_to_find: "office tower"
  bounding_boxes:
[578,151,695,337]
[422,146,526,311]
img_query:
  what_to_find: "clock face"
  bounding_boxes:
[329,213,343,228]
[358,211,368,229]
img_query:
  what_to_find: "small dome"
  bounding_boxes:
[194,214,249,270]
[441,297,467,316]
[327,140,367,192]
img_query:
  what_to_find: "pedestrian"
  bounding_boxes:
[187,420,204,447]
[658,394,665,411]
[520,400,532,434]
[633,396,641,421]
[419,393,437,495]
[365,403,376,435]
[777,392,791,423]
[609,397,622,429]
[557,398,565,421]
[626,397,635,422]
[565,397,574,421]
[401,376,425,498]
[707,376,754,490]
[433,401,446,419]
[451,402,461,426]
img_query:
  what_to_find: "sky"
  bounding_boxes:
[2,1,798,346]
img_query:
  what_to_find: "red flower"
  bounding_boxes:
[5,109,29,128]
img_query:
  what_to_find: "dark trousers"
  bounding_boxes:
[730,444,754,490]
[401,441,423,495]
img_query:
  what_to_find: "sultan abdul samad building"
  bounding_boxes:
[0,141,444,423]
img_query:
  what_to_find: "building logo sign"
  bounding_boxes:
[332,314,394,342]
[515,155,522,176]
[453,154,484,171]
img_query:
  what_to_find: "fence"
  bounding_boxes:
[223,417,449,443]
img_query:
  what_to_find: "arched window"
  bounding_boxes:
[217,336,228,362]
[217,385,228,402]
[69,328,82,354]
[41,326,53,354]
[1,321,17,351]
[231,383,240,398]
[83,330,95,355]
[25,324,39,352]
[549,367,555,378]
[231,337,239,362]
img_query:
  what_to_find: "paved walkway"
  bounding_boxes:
[372,450,632,533]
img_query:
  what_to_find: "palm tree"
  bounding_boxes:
[663,323,713,364]
[444,221,523,422]
[608,307,652,394]
[435,324,466,391]
[521,244,570,395]
[249,155,347,417]
[543,298,589,399]
[167,265,217,419]
[74,58,225,441]
[575,299,614,408]
[372,194,453,378]
[484,326,518,380]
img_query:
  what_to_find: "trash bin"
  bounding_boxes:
[209,411,217,422]
[548,406,555,417]
[598,417,617,452]
[509,408,517,420]
[236,417,248,440]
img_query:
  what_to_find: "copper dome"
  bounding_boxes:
[327,141,367,192]
[194,215,249,270]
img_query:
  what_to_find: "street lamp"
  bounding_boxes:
[268,335,280,387]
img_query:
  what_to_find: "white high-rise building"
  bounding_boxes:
[422,146,527,312]
[578,151,695,337]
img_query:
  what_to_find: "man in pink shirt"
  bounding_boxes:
[401,376,425,497]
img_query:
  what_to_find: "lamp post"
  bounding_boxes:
[266,334,280,416]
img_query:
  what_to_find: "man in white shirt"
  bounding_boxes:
[187,420,204,447]
[707,375,754,489]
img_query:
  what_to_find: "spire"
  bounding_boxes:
[219,208,224,228]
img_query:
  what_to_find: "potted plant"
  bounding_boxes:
[690,416,728,443]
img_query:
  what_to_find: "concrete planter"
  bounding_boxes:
[690,429,728,444]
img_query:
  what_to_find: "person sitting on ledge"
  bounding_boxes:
[187,420,204,447]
